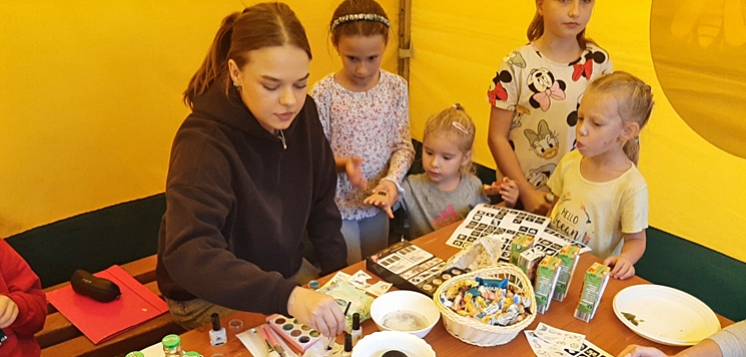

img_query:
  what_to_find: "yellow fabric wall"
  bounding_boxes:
[3,1,744,264]
[0,1,399,237]
[409,0,746,262]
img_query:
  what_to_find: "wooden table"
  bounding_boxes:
[173,224,734,357]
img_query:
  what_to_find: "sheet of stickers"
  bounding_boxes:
[445,204,590,261]
[524,323,614,357]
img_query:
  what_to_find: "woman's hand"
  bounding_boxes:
[616,344,669,357]
[363,180,398,218]
[287,287,345,338]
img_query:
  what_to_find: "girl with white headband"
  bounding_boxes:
[311,0,414,265]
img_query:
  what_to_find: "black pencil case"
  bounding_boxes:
[70,269,121,302]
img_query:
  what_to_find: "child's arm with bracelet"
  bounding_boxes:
[604,230,646,280]
[488,107,550,214]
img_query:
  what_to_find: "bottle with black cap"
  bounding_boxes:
[351,312,362,346]
[341,332,352,357]
[209,313,227,346]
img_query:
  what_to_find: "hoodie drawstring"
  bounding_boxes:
[278,130,287,150]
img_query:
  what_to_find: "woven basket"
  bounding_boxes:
[432,264,537,346]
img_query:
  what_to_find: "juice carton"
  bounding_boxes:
[535,255,562,314]
[553,245,581,302]
[574,262,610,322]
[511,234,534,265]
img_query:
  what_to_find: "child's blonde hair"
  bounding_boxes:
[423,104,476,176]
[586,71,654,165]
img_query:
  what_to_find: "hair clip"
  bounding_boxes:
[331,13,391,31]
[452,121,469,135]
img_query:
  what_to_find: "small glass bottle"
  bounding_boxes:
[162,334,184,357]
[351,313,362,346]
[209,313,227,346]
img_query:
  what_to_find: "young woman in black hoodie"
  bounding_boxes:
[156,3,347,337]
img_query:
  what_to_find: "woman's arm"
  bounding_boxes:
[617,338,722,357]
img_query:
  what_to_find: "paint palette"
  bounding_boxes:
[265,314,322,351]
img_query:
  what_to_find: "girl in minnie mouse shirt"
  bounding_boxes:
[487,0,613,215]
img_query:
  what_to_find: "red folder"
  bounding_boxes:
[46,265,169,344]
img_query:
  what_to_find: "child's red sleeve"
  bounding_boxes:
[0,240,47,336]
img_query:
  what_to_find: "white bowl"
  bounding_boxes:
[370,290,440,338]
[352,331,436,357]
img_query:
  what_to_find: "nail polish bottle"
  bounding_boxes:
[209,313,227,346]
[351,313,362,346]
[342,332,352,357]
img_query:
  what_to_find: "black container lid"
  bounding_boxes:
[344,332,352,352]
[352,312,360,330]
[211,313,221,331]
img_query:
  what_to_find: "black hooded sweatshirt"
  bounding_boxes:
[156,84,346,316]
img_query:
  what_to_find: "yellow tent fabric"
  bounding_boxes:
[0,0,399,237]
[409,0,746,262]
[1,1,744,263]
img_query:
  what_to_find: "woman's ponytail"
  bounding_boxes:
[182,4,311,107]
[183,12,241,107]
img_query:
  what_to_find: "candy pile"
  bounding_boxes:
[438,277,532,326]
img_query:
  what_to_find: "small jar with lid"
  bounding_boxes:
[162,334,184,357]
[125,352,145,357]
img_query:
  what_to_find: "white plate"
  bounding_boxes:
[613,284,720,346]
[352,331,436,357]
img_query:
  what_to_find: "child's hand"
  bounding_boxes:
[521,188,551,215]
[604,255,636,280]
[498,178,519,208]
[345,157,367,191]
[363,180,398,218]
[0,294,19,328]
[484,178,519,208]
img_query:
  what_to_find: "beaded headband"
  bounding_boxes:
[331,13,391,31]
